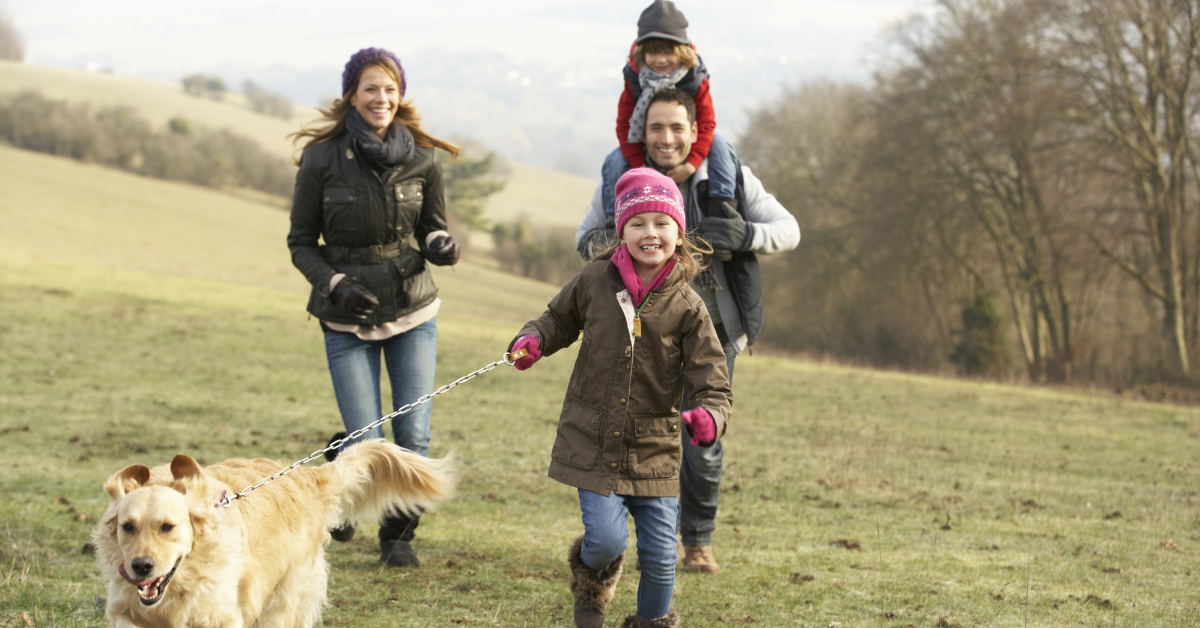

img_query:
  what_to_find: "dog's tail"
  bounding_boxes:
[327,439,454,527]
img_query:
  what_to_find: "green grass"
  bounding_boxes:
[2,146,1199,627]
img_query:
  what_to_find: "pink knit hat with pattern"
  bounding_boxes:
[614,168,686,237]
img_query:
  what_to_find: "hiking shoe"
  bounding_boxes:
[682,545,720,574]
[380,539,419,567]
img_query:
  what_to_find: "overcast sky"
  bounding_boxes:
[10,0,929,88]
[6,0,933,174]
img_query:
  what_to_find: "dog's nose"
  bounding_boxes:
[130,557,155,578]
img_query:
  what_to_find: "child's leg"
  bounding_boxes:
[601,148,632,217]
[705,133,738,202]
[578,489,630,567]
[627,496,679,620]
[572,490,630,628]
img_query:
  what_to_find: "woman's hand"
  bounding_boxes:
[424,233,460,266]
[681,407,716,446]
[330,276,379,318]
[510,335,541,371]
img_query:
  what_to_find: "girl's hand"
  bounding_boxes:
[510,335,542,371]
[667,162,697,184]
[681,408,716,446]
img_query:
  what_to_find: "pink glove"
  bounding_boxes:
[511,335,541,371]
[681,408,717,446]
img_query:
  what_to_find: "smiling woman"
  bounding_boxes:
[285,47,462,568]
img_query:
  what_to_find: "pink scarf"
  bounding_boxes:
[612,245,675,307]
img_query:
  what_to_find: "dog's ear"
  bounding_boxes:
[104,465,151,500]
[170,454,203,482]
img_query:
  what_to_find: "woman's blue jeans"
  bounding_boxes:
[322,318,437,457]
[578,489,678,620]
[324,318,437,543]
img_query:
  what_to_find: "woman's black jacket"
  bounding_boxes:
[287,134,446,325]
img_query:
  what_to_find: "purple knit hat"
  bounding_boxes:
[614,168,686,237]
[342,47,406,97]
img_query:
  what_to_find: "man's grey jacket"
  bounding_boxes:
[576,159,800,354]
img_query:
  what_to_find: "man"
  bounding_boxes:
[577,88,800,574]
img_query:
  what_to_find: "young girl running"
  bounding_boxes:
[509,168,732,628]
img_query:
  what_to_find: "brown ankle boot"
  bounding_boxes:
[682,545,720,574]
[567,534,624,628]
[619,609,681,627]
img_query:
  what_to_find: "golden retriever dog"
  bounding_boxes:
[92,439,453,628]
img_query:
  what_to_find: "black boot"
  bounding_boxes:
[380,539,419,567]
[379,510,421,567]
[568,534,624,628]
[324,432,356,542]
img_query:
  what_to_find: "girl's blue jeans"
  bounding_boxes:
[578,489,678,620]
[602,133,738,215]
[322,317,437,457]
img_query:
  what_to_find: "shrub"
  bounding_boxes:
[0,91,294,197]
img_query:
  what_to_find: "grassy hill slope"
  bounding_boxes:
[0,61,595,228]
[1,148,1198,626]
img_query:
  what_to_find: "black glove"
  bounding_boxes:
[578,215,617,261]
[330,276,379,318]
[700,197,753,255]
[425,234,460,266]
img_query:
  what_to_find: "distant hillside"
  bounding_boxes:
[0,143,561,317]
[0,61,595,229]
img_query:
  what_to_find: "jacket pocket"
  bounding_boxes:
[551,397,602,471]
[394,180,424,229]
[627,413,682,479]
[322,187,359,233]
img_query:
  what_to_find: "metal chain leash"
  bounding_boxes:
[217,350,525,508]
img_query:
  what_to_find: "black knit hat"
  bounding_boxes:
[636,0,689,45]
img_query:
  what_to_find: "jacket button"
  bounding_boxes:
[625,347,632,357]
[609,463,618,469]
[670,424,679,432]
[613,431,621,437]
[619,398,626,405]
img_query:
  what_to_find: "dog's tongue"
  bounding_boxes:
[117,563,157,587]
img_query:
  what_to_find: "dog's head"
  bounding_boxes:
[94,454,217,607]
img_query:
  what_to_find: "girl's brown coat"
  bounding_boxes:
[515,257,731,497]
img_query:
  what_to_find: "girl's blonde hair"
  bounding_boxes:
[290,59,459,164]
[632,38,698,71]
[594,227,713,283]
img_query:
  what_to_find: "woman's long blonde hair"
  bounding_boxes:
[289,59,459,165]
[594,226,713,283]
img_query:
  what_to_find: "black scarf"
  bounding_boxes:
[346,109,415,167]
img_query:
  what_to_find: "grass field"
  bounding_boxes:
[2,143,1199,627]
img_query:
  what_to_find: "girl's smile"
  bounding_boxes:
[623,211,681,283]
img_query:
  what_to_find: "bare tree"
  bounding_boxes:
[1059,0,1200,376]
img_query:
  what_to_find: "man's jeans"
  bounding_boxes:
[601,133,739,216]
[678,327,736,547]
[324,318,438,542]
[579,490,678,620]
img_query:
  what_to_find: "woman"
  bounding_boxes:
[287,47,460,568]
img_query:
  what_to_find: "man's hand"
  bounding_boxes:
[667,162,697,185]
[580,216,617,261]
[330,276,379,319]
[700,215,754,254]
[424,234,460,266]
